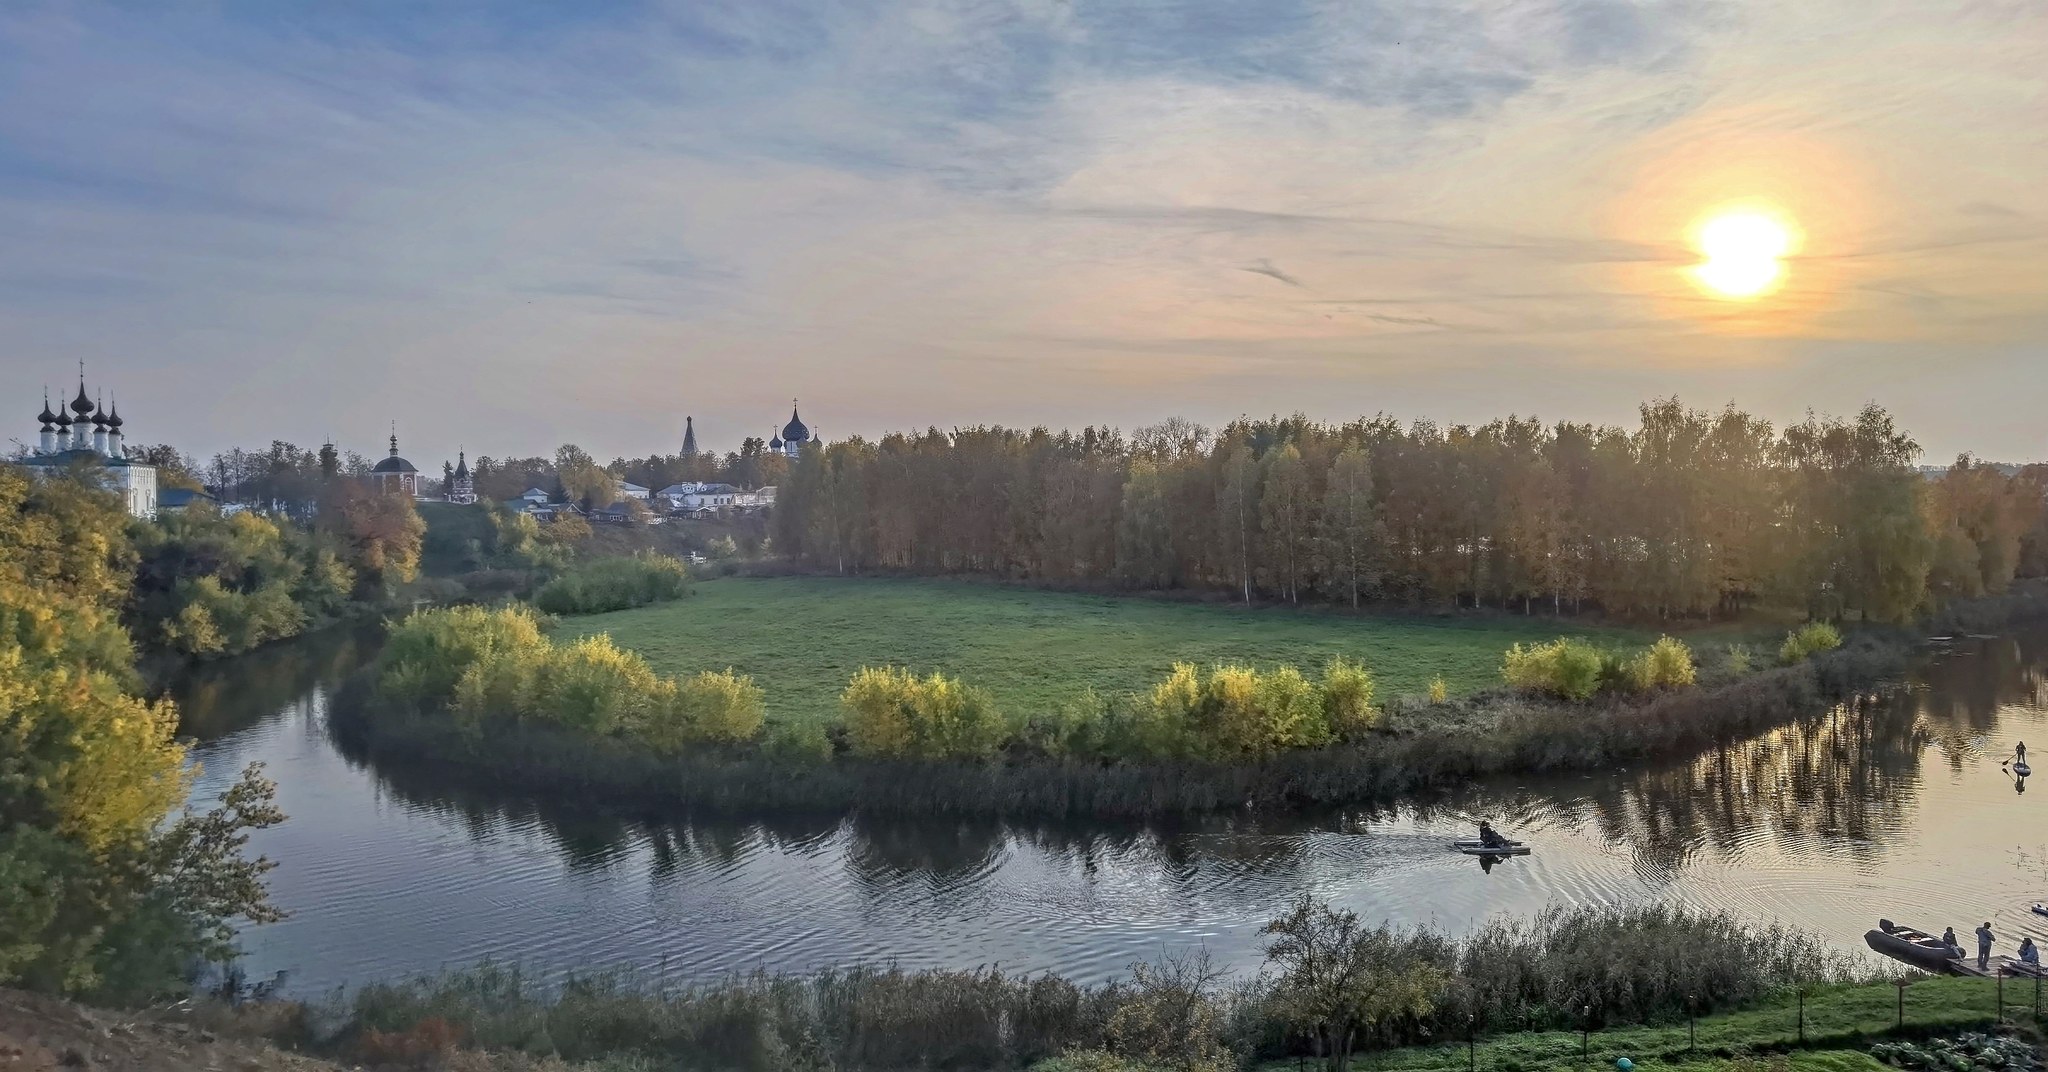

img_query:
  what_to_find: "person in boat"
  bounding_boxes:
[1977,922,1995,970]
[1943,927,1961,955]
[1476,821,1511,849]
[2020,937,2039,967]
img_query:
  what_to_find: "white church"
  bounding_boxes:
[21,376,158,519]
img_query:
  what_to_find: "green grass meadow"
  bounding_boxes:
[567,576,1648,724]
[1325,976,2027,1072]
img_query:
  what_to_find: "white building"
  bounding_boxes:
[368,431,421,497]
[21,380,158,519]
[617,479,650,501]
[444,451,476,504]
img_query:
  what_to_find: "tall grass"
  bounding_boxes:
[277,905,1862,1072]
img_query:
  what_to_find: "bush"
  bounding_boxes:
[378,606,763,752]
[1321,659,1380,738]
[1781,621,1844,664]
[841,667,1006,760]
[1501,638,1606,701]
[1626,635,1697,690]
[533,553,688,616]
[1427,675,1448,705]
[379,604,549,709]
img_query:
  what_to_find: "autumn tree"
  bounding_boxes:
[1216,444,1259,604]
[1319,446,1380,608]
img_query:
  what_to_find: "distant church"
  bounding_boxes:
[368,430,420,497]
[22,372,158,518]
[768,402,813,460]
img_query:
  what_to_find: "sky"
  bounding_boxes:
[1,0,2044,466]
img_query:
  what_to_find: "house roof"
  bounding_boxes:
[18,449,147,469]
[159,487,215,508]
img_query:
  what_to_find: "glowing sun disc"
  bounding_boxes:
[1688,207,1797,300]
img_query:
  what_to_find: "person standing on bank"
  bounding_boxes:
[1977,922,1996,970]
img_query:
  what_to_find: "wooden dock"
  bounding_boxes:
[1946,955,2046,978]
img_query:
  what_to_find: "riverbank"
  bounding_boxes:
[85,918,2039,1072]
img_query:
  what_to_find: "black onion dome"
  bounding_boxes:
[105,401,123,429]
[70,383,95,417]
[781,404,809,443]
[38,393,56,425]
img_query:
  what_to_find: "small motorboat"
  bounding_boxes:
[2030,903,2047,918]
[1450,839,1531,857]
[1865,919,1960,973]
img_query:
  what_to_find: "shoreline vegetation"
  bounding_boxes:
[184,902,1992,1072]
[329,580,2048,821]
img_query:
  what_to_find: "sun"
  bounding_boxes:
[1688,206,1798,300]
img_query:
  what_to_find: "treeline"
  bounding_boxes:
[768,401,2048,622]
[0,466,283,1000]
[265,902,1850,1072]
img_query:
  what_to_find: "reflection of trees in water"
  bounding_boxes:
[1492,697,1932,879]
[169,625,380,739]
[1919,631,2048,769]
[841,816,1008,893]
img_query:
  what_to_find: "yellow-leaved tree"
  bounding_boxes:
[0,465,284,1000]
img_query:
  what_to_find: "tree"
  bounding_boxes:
[0,465,282,998]
[1262,895,1450,1072]
[1216,444,1259,604]
[1116,460,1177,588]
[1260,444,1316,603]
[554,444,616,508]
[1319,446,1379,608]
[319,481,426,596]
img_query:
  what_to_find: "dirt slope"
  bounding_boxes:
[0,990,337,1072]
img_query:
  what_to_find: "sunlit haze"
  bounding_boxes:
[1,2,2043,462]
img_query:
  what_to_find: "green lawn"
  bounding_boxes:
[1349,977,2030,1072]
[566,576,1648,725]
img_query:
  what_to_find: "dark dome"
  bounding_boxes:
[38,396,55,424]
[105,404,122,429]
[781,405,809,443]
[70,384,94,417]
[372,455,418,474]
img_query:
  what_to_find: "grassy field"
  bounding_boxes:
[1352,976,2025,1072]
[567,575,1649,724]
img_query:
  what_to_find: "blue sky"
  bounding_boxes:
[2,0,2043,463]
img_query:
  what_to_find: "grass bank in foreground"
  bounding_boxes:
[193,904,1892,1072]
[566,576,1654,724]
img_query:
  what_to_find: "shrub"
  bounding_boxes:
[1321,659,1380,738]
[1724,644,1755,675]
[840,666,1006,760]
[379,604,549,709]
[533,553,688,616]
[1427,675,1448,705]
[764,719,834,764]
[1626,635,1697,690]
[670,669,767,746]
[380,605,765,754]
[1501,638,1605,701]
[1780,621,1844,664]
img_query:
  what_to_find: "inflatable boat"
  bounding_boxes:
[1864,919,1959,973]
[1450,839,1531,857]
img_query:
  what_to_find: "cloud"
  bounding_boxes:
[0,0,2043,462]
[1240,259,1304,287]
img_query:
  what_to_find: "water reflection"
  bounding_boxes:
[179,625,2048,996]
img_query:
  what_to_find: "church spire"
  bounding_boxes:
[682,415,698,456]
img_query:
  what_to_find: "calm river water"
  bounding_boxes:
[175,625,2048,996]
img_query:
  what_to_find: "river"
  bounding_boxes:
[174,625,2048,996]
